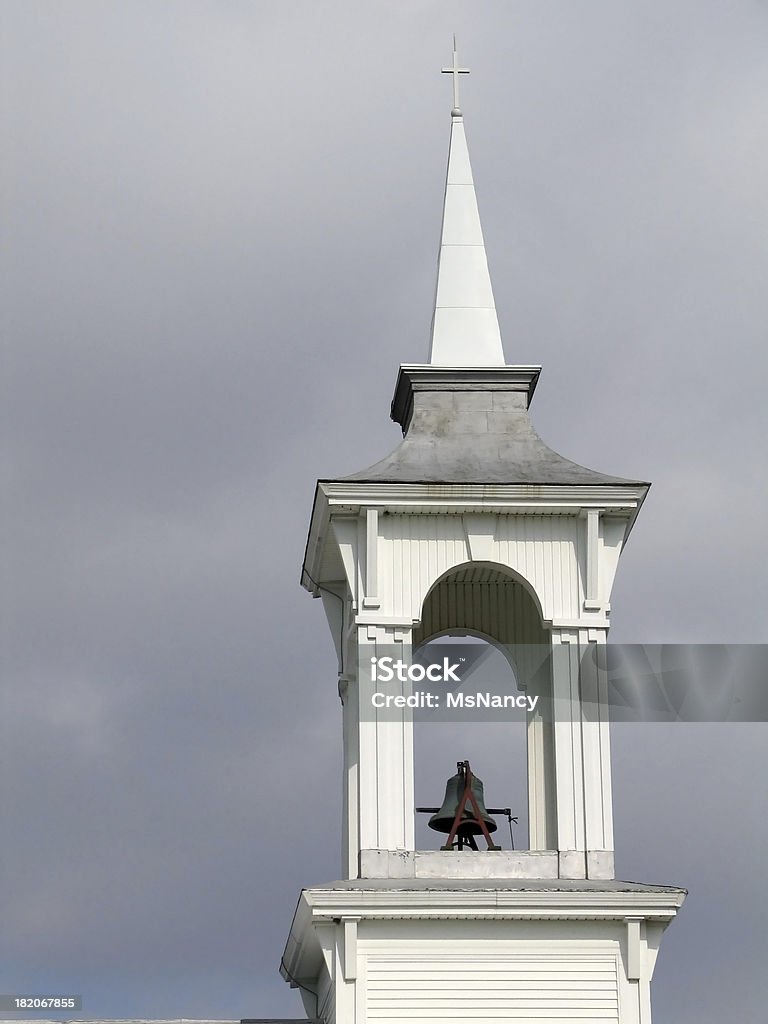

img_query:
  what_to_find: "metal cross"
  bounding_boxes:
[442,37,470,114]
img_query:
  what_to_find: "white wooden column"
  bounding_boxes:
[333,918,357,1024]
[550,627,614,879]
[516,629,557,853]
[551,629,586,877]
[581,628,615,879]
[340,671,360,880]
[355,625,415,865]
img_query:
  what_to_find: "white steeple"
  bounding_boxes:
[285,48,686,1024]
[429,42,505,366]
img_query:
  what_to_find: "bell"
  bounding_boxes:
[428,766,498,839]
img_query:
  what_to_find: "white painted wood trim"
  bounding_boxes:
[625,917,642,981]
[584,508,602,610]
[362,508,380,609]
[342,917,359,980]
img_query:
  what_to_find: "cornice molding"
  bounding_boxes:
[391,364,542,430]
[321,481,648,510]
[301,885,686,920]
[281,883,687,981]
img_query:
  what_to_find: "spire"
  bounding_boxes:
[429,42,505,367]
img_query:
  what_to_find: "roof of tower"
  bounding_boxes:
[300,56,651,598]
[331,49,648,492]
[340,366,647,487]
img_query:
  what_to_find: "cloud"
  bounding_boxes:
[2,1,766,1021]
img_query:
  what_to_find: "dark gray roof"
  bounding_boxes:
[343,390,644,487]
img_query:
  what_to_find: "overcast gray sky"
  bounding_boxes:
[2,1,767,1021]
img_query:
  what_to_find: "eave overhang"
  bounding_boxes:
[301,480,649,595]
[281,881,686,986]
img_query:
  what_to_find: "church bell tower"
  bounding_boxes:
[282,45,685,1024]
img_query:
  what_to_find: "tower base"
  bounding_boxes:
[281,879,685,1024]
[359,848,615,881]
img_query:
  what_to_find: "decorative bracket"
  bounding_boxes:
[583,508,603,611]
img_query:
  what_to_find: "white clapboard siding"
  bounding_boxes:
[364,954,619,1023]
[378,513,582,622]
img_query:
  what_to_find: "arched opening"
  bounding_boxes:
[412,562,553,853]
[413,634,529,850]
[416,561,546,644]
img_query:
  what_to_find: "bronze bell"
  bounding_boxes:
[428,761,498,849]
